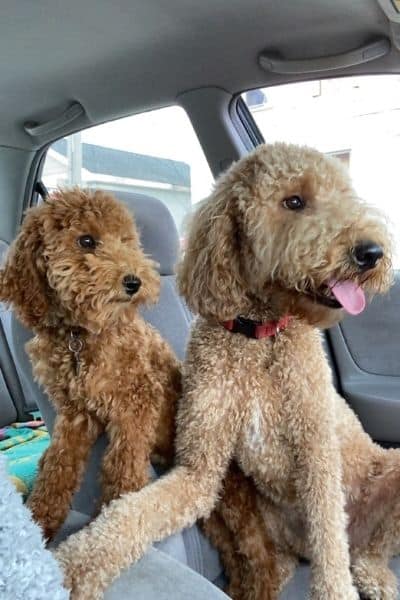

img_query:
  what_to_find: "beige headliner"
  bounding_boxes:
[0,0,398,149]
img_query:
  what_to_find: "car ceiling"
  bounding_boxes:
[0,0,399,149]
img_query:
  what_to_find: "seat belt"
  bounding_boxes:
[34,180,49,203]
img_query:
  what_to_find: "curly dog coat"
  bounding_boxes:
[0,188,182,539]
[55,144,397,600]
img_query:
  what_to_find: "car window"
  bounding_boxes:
[242,75,400,267]
[42,106,214,241]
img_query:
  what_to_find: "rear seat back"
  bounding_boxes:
[116,191,192,359]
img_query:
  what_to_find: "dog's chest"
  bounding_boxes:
[27,334,150,417]
[237,391,294,487]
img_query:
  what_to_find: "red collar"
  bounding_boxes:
[222,315,292,339]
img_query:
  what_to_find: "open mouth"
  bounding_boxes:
[311,287,343,309]
[306,279,366,315]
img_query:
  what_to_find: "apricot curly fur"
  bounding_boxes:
[0,188,181,539]
[54,144,399,600]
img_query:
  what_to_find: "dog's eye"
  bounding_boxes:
[77,235,97,250]
[282,195,305,211]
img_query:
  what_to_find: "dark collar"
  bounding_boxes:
[222,315,292,339]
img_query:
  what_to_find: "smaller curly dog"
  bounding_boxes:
[54,144,398,600]
[0,188,181,540]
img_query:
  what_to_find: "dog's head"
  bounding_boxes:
[0,189,160,332]
[178,143,392,328]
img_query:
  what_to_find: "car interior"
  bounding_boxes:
[0,1,399,598]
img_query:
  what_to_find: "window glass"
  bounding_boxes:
[42,106,214,242]
[242,75,400,267]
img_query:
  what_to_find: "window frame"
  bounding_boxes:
[31,104,216,234]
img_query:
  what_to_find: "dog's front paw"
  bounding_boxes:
[353,556,398,600]
[55,551,94,599]
[55,555,103,600]
[54,531,114,600]
[26,497,59,542]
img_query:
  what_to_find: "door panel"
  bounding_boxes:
[328,274,400,442]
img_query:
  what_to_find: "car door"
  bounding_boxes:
[328,275,400,442]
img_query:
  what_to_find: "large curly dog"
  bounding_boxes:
[55,143,397,600]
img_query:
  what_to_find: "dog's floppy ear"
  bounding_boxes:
[177,181,246,321]
[0,210,50,329]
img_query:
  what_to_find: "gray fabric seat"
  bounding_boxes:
[104,548,229,600]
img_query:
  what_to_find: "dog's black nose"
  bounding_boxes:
[123,275,142,296]
[352,241,384,271]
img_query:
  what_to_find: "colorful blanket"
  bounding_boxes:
[0,416,50,499]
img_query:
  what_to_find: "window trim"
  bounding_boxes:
[25,144,50,212]
[229,94,265,152]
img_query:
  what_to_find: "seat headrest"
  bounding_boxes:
[114,191,180,276]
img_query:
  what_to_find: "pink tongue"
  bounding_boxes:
[328,280,366,315]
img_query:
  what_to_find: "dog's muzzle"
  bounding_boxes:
[123,275,142,296]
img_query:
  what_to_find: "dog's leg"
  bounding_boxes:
[150,336,181,465]
[56,468,230,599]
[100,413,153,506]
[27,411,101,540]
[274,351,358,600]
[255,493,300,596]
[54,383,241,600]
[352,554,397,600]
[205,463,281,600]
[294,417,358,600]
[201,509,247,600]
[350,448,400,600]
